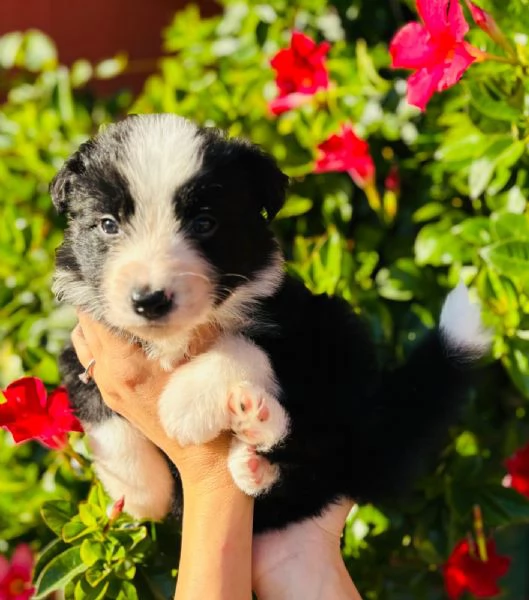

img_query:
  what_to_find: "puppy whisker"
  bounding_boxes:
[221,273,250,283]
[174,272,213,284]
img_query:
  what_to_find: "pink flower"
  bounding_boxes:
[269,32,330,115]
[390,0,484,110]
[314,124,375,188]
[0,545,35,600]
[505,442,529,498]
[0,377,83,450]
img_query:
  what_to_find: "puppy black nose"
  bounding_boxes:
[131,288,173,320]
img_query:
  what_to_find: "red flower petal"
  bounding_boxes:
[390,22,436,69]
[506,441,529,498]
[9,546,33,579]
[448,0,470,39]
[47,387,83,433]
[406,64,445,110]
[3,378,47,412]
[0,402,16,427]
[268,92,313,115]
[270,31,330,100]
[1,377,82,450]
[438,43,476,90]
[444,538,511,600]
[417,0,451,36]
[444,564,467,600]
[0,556,9,582]
[314,124,375,187]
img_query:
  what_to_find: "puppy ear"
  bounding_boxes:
[49,140,95,214]
[237,142,289,221]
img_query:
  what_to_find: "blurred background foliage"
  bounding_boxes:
[2,0,529,598]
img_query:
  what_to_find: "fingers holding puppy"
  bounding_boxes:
[70,311,170,418]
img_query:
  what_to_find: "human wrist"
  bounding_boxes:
[175,462,253,600]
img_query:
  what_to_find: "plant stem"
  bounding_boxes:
[481,52,520,66]
[61,444,91,469]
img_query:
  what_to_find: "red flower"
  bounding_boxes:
[390,0,484,110]
[314,124,375,188]
[269,31,330,115]
[0,545,35,600]
[505,442,529,498]
[0,377,83,449]
[443,538,510,600]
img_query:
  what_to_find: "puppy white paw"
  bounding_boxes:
[228,438,279,496]
[228,382,289,451]
[158,366,229,446]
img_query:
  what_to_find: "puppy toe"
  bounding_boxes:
[228,438,280,496]
[228,383,289,451]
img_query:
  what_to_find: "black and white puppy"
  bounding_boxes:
[51,114,490,533]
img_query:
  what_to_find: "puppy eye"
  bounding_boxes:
[100,217,120,235]
[191,214,218,238]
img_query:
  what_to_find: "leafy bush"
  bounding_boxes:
[2,0,529,598]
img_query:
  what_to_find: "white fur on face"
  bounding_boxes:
[101,115,215,345]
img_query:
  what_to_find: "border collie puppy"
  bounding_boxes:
[51,114,490,533]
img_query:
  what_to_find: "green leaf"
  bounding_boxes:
[115,559,137,581]
[33,546,87,599]
[276,195,313,219]
[469,157,496,200]
[71,59,93,87]
[467,81,522,122]
[75,578,109,600]
[376,259,422,301]
[41,500,77,536]
[88,482,110,510]
[95,54,128,79]
[491,212,529,241]
[0,32,23,68]
[22,30,57,71]
[33,539,69,582]
[63,518,94,543]
[115,581,140,600]
[479,485,529,527]
[452,217,492,246]
[80,539,106,567]
[503,340,529,398]
[415,222,469,266]
[79,502,101,527]
[481,240,529,282]
[86,564,110,587]
[455,431,479,457]
[412,202,445,224]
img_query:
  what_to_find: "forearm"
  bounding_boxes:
[174,446,254,600]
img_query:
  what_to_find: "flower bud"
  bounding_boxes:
[465,1,514,54]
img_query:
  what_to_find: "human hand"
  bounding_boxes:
[253,498,362,600]
[70,311,233,490]
[71,312,254,600]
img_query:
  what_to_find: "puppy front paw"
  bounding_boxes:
[158,368,230,446]
[228,382,289,451]
[228,438,280,496]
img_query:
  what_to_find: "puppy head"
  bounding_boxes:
[51,114,288,344]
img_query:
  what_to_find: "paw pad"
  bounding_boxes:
[228,439,279,496]
[227,383,289,451]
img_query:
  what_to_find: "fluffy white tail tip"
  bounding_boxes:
[440,282,492,356]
